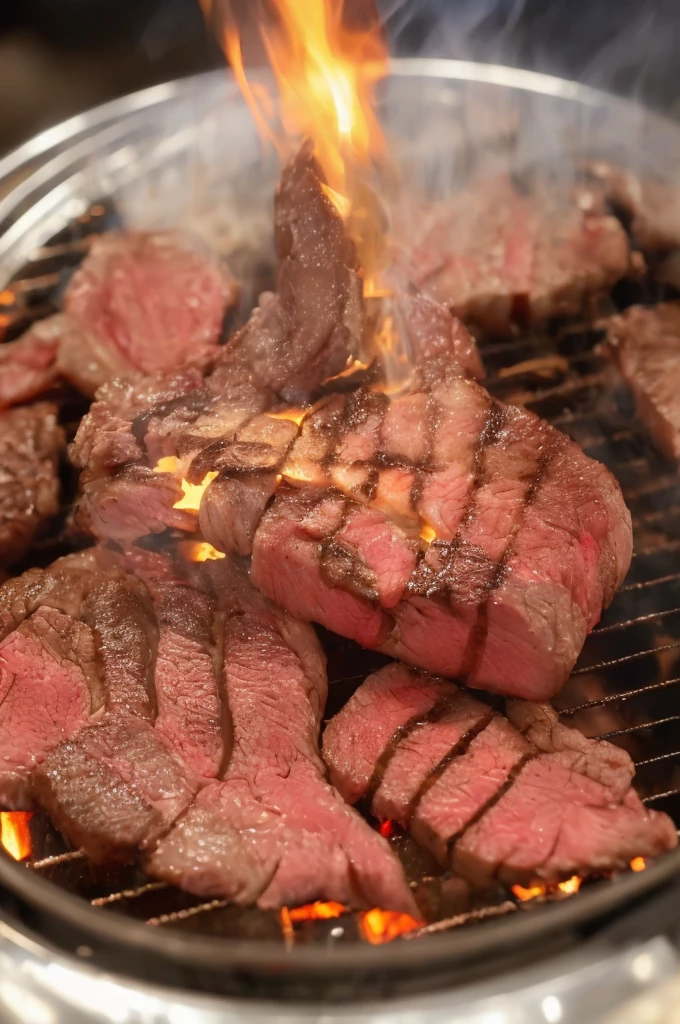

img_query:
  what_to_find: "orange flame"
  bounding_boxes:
[512,876,582,902]
[359,908,423,944]
[152,456,217,513]
[288,901,347,923]
[179,541,226,562]
[267,407,309,427]
[0,812,32,861]
[219,0,386,205]
[420,524,437,545]
[630,857,646,872]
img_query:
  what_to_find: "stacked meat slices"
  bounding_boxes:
[0,140,676,912]
[323,665,676,886]
[0,549,413,911]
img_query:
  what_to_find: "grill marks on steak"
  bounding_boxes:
[251,368,632,700]
[147,585,416,913]
[2,233,239,408]
[70,142,371,549]
[606,303,680,461]
[0,403,64,569]
[394,175,630,334]
[323,665,677,885]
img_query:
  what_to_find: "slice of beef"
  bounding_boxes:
[31,562,218,862]
[250,370,632,701]
[393,175,630,334]
[323,664,677,885]
[0,317,61,410]
[70,141,370,549]
[2,233,238,409]
[606,303,680,460]
[0,606,100,808]
[147,576,416,913]
[583,163,680,254]
[0,403,64,569]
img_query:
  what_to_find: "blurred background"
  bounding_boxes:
[1,0,680,158]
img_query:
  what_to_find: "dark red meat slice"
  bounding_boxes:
[0,606,99,808]
[250,374,632,701]
[148,587,416,913]
[393,174,629,333]
[0,317,61,410]
[323,665,677,885]
[606,302,680,460]
[0,402,64,569]
[32,568,208,862]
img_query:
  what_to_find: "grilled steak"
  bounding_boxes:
[0,318,62,410]
[322,665,677,885]
[249,365,632,701]
[32,560,216,862]
[70,141,370,547]
[1,231,238,408]
[583,162,680,254]
[147,564,416,913]
[607,303,680,460]
[393,175,630,333]
[0,403,64,569]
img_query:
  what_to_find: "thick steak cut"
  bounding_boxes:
[0,403,63,569]
[0,606,99,808]
[250,368,632,701]
[1,231,238,408]
[32,566,217,863]
[393,175,630,333]
[583,163,680,253]
[323,665,677,885]
[147,574,416,913]
[0,318,62,410]
[606,303,680,460]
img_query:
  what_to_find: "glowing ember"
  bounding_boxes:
[379,819,395,838]
[173,472,219,512]
[288,901,347,923]
[0,812,32,861]
[630,856,646,872]
[420,524,437,545]
[179,541,226,562]
[359,908,423,944]
[512,875,582,902]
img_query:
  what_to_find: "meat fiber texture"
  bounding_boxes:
[0,231,239,409]
[0,403,64,570]
[322,664,677,886]
[0,549,413,912]
[607,303,680,461]
[249,366,632,701]
[71,303,629,700]
[392,174,630,334]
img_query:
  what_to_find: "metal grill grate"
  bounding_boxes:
[3,202,680,944]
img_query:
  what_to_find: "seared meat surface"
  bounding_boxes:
[0,549,412,910]
[607,302,680,460]
[147,564,416,913]
[584,162,680,254]
[0,403,64,569]
[250,364,631,701]
[1,231,239,408]
[323,664,677,885]
[393,174,630,334]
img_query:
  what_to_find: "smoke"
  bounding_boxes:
[377,0,680,115]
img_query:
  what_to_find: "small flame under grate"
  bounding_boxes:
[1,200,680,946]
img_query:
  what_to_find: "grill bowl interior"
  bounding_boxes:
[2,59,680,1000]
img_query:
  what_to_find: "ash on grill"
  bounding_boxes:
[2,195,680,948]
